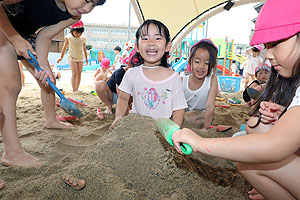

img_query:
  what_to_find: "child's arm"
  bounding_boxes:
[0,1,35,58]
[173,107,300,163]
[93,68,101,82]
[82,40,88,66]
[57,37,69,63]
[112,55,118,68]
[112,90,130,127]
[34,18,79,84]
[203,75,218,129]
[172,109,185,128]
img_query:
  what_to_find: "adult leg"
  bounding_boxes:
[0,34,42,167]
[21,60,72,129]
[237,153,300,200]
[74,61,83,92]
[95,80,113,114]
[184,110,205,128]
[69,60,78,93]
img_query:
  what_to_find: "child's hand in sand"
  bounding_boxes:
[110,117,122,130]
[259,101,285,124]
[172,128,201,154]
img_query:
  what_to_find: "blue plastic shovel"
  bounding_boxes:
[27,50,83,117]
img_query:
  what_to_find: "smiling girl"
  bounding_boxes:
[182,39,218,130]
[113,19,187,127]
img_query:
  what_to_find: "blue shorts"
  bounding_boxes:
[113,93,118,104]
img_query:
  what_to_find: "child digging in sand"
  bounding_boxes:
[0,0,105,168]
[173,0,300,199]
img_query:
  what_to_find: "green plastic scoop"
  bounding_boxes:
[155,118,192,155]
[27,50,83,117]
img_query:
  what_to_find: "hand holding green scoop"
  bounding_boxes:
[155,118,192,155]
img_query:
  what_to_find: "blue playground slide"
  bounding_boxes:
[171,57,188,73]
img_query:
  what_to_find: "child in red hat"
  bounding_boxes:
[172,1,300,199]
[93,58,112,82]
[57,20,88,93]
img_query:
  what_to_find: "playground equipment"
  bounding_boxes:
[171,57,188,73]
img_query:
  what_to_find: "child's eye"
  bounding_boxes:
[155,37,162,40]
[141,37,148,40]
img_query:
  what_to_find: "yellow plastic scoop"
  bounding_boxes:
[155,118,192,155]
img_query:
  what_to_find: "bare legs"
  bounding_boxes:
[0,33,42,167]
[21,60,72,129]
[236,117,300,200]
[95,80,113,114]
[18,61,25,87]
[69,60,83,93]
[237,154,300,200]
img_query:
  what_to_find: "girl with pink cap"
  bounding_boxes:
[93,58,112,82]
[57,20,88,93]
[172,0,300,199]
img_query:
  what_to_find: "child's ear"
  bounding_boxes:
[165,42,172,52]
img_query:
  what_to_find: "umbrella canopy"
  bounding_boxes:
[131,0,263,51]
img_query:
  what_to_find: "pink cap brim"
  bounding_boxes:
[250,23,300,46]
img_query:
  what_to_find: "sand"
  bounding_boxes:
[0,70,252,199]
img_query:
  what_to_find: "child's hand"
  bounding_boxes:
[259,101,285,124]
[33,59,54,87]
[172,128,200,154]
[109,117,122,131]
[12,37,36,59]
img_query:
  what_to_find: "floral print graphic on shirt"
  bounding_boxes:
[138,87,168,110]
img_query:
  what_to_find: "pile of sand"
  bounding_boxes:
[0,73,251,199]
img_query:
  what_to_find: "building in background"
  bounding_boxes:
[83,23,138,51]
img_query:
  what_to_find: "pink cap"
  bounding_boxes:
[101,58,110,69]
[253,45,262,52]
[250,0,300,45]
[70,20,84,29]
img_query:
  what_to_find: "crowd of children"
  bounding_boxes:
[1,0,299,198]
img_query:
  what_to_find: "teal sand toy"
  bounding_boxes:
[27,50,83,117]
[155,118,192,155]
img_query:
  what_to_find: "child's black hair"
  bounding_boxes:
[131,19,171,68]
[252,47,260,52]
[70,28,84,36]
[249,33,300,128]
[114,46,121,52]
[188,41,218,76]
[96,0,106,5]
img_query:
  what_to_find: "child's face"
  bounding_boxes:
[136,24,171,66]
[256,70,270,83]
[252,51,259,57]
[265,35,299,78]
[102,67,108,73]
[73,31,82,38]
[63,0,98,16]
[191,48,209,80]
[114,50,120,54]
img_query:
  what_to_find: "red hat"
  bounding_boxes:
[255,63,271,76]
[101,58,110,69]
[71,20,84,29]
[250,0,300,45]
[253,45,262,52]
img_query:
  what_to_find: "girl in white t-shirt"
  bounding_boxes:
[113,19,187,127]
[183,39,219,130]
[57,20,88,93]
